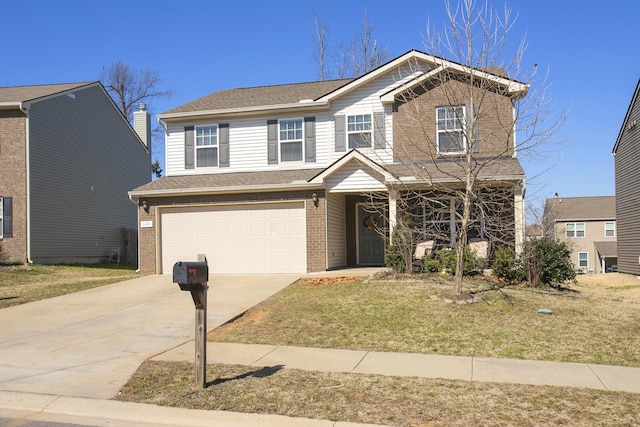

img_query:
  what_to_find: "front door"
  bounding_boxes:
[357,204,385,265]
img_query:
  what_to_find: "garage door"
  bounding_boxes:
[160,202,307,274]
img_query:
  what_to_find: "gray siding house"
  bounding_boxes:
[0,82,151,264]
[613,79,640,276]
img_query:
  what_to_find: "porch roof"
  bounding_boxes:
[130,156,524,197]
[594,241,618,258]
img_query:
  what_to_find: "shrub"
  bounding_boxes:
[435,247,478,276]
[522,238,576,287]
[423,257,442,273]
[492,247,525,282]
[385,244,406,273]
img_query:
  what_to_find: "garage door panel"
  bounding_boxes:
[161,202,306,274]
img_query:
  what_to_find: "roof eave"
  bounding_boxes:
[158,100,330,122]
[130,181,323,198]
[0,102,21,110]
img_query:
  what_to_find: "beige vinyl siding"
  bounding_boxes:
[27,84,150,263]
[326,193,346,269]
[325,161,387,193]
[555,219,616,273]
[615,103,640,274]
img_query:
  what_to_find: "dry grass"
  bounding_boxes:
[209,274,640,367]
[116,273,640,426]
[117,361,640,427]
[0,264,137,308]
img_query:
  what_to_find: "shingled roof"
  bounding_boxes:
[0,82,93,104]
[131,154,524,196]
[163,79,353,115]
[545,196,616,221]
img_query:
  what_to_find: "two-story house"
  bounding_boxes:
[613,78,640,276]
[0,82,151,264]
[130,50,528,275]
[543,196,617,273]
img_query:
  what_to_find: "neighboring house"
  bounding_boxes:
[613,78,640,276]
[525,224,543,241]
[0,82,151,264]
[130,50,528,275]
[543,196,617,274]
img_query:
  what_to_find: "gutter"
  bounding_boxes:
[129,181,324,199]
[158,100,330,122]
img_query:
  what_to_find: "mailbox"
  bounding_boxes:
[173,261,209,290]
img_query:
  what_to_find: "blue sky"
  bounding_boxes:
[2,0,638,217]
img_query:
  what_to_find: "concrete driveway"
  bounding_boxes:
[0,274,298,399]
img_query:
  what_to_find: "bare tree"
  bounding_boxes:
[311,6,328,81]
[364,0,563,296]
[101,61,172,178]
[101,61,172,123]
[311,7,389,79]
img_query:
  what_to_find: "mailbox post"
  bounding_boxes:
[173,257,209,388]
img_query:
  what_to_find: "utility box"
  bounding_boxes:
[173,261,208,290]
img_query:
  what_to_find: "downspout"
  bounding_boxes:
[19,102,33,264]
[127,192,141,273]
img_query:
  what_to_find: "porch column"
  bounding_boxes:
[388,188,397,244]
[514,184,525,255]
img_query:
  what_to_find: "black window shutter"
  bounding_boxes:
[3,197,12,238]
[374,111,385,149]
[334,115,346,152]
[304,117,316,163]
[267,120,278,164]
[184,126,195,169]
[219,123,230,167]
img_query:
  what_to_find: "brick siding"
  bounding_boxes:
[0,110,27,263]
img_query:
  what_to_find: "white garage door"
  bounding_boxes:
[160,202,307,274]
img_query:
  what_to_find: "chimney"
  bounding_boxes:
[133,103,151,150]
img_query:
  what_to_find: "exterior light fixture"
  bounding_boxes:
[142,200,150,213]
[311,193,319,208]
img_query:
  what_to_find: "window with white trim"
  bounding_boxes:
[279,119,303,162]
[566,222,585,238]
[604,221,616,237]
[347,114,372,148]
[195,125,218,168]
[578,252,588,268]
[436,106,466,154]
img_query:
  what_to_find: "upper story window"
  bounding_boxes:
[604,221,616,237]
[279,119,303,162]
[347,114,372,149]
[195,125,218,168]
[436,106,466,154]
[566,222,585,238]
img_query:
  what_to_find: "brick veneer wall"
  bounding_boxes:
[137,190,326,275]
[0,110,27,263]
[393,78,514,162]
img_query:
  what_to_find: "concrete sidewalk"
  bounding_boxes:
[2,268,640,427]
[154,342,640,394]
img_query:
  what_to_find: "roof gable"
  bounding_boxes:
[0,82,95,107]
[158,49,529,121]
[613,78,640,154]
